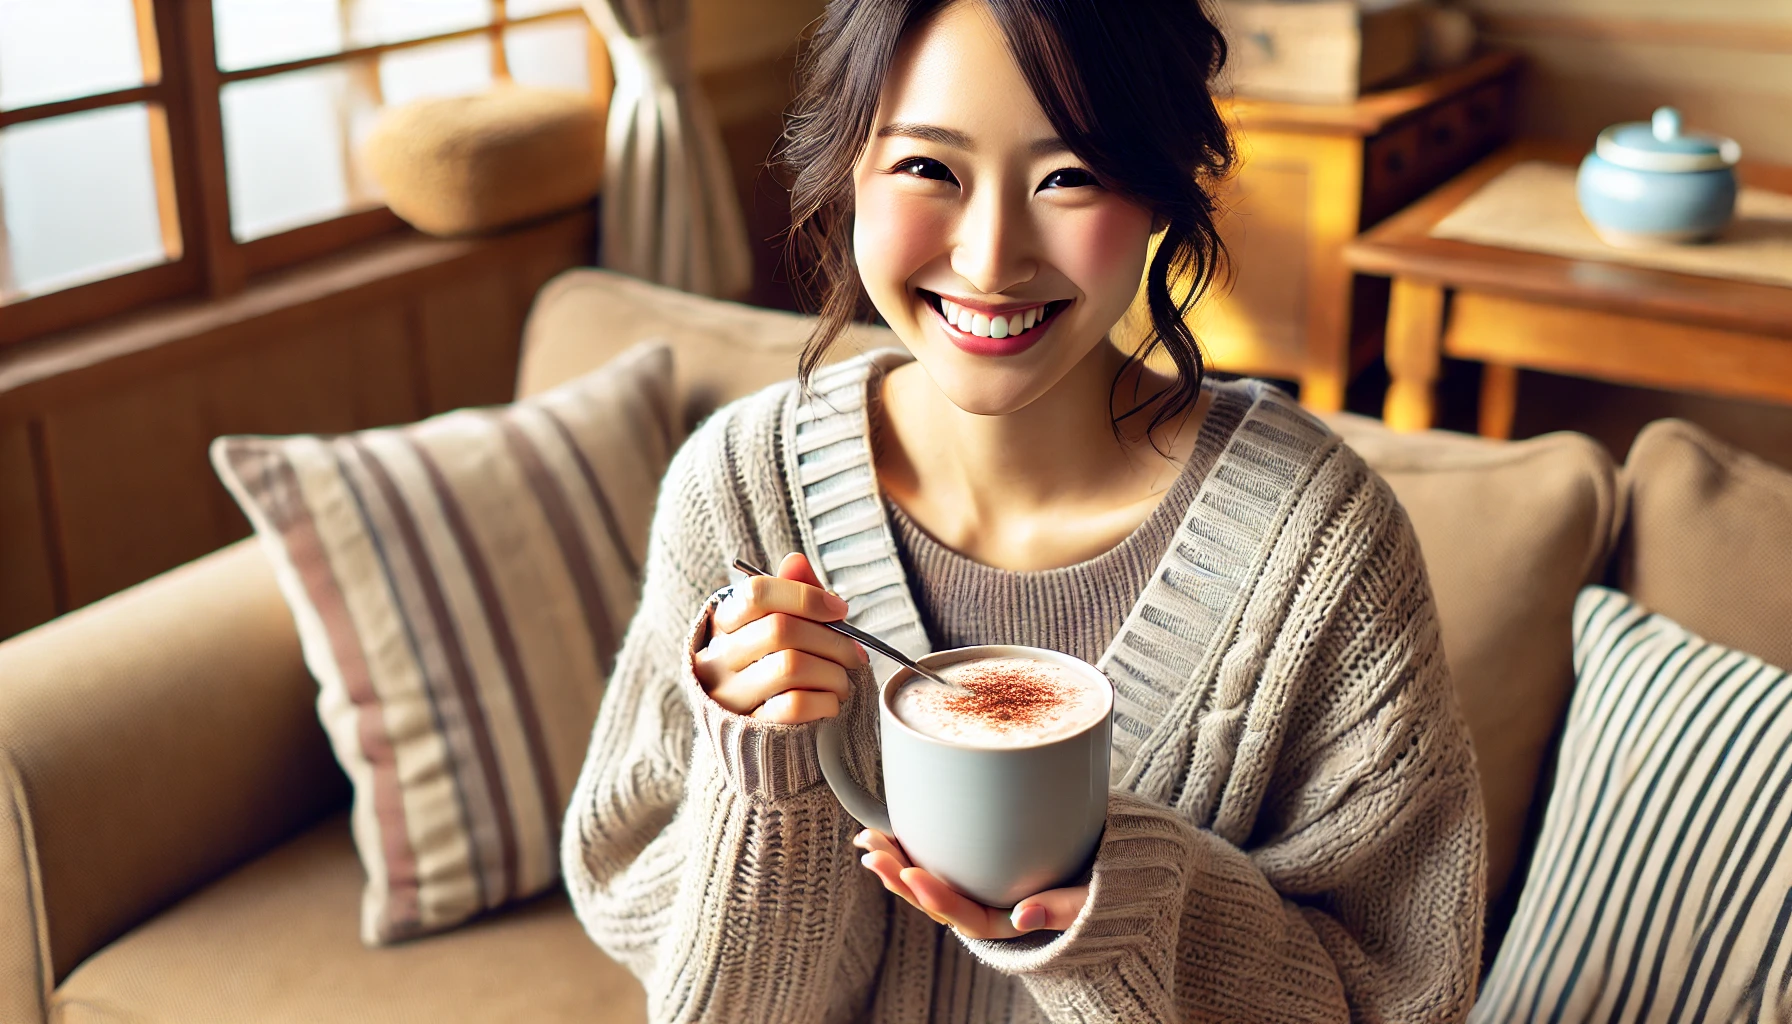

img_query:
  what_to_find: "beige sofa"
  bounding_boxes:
[3,270,1787,1022]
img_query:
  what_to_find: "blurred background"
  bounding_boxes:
[0,0,1789,640]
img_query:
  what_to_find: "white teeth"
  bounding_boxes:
[940,301,1050,337]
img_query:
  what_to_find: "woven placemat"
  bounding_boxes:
[1429,161,1792,289]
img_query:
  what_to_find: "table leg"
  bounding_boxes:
[1382,277,1445,432]
[1478,362,1519,439]
[1297,136,1364,414]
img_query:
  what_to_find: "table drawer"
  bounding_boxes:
[1362,120,1423,226]
[1362,78,1516,227]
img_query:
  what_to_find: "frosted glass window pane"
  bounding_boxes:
[212,0,343,72]
[0,0,144,110]
[1,104,165,297]
[505,20,590,92]
[379,36,492,107]
[507,0,582,17]
[221,67,357,241]
[350,0,488,47]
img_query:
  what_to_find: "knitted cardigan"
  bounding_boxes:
[562,350,1486,1023]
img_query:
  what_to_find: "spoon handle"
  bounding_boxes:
[729,558,960,690]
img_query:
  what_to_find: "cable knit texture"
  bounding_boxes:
[562,350,1486,1023]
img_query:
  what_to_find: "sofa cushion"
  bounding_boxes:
[1320,412,1621,912]
[1619,418,1792,672]
[362,86,607,238]
[51,813,646,1024]
[211,342,677,944]
[1474,587,1792,1023]
[516,268,901,420]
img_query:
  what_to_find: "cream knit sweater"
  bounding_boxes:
[562,350,1486,1023]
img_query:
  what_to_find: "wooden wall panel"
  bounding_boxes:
[1460,0,1792,164]
[0,423,57,639]
[202,323,363,439]
[1,215,590,632]
[512,234,592,323]
[42,372,219,609]
[340,300,424,428]
[418,273,521,413]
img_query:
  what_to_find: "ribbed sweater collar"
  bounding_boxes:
[884,381,1251,667]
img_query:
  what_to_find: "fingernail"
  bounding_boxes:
[825,592,849,616]
[1010,904,1047,932]
[855,641,869,664]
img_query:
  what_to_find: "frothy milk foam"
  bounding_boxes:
[891,657,1109,749]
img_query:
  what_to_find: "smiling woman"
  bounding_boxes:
[561,2,1487,1022]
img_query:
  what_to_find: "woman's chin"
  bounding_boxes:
[909,359,1048,417]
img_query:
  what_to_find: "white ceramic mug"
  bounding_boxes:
[817,644,1113,908]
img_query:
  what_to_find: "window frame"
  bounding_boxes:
[0,0,605,349]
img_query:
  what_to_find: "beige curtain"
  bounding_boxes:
[582,0,753,299]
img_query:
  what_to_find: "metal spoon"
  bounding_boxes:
[730,557,967,693]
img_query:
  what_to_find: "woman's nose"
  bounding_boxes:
[950,187,1037,296]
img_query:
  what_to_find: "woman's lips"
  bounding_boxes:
[923,291,1064,357]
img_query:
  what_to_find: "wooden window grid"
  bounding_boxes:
[0,0,606,349]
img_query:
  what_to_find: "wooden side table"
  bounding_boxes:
[1183,50,1521,412]
[1345,142,1792,437]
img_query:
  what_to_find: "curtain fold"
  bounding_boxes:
[583,0,754,299]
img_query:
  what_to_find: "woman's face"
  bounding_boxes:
[852,1,1156,417]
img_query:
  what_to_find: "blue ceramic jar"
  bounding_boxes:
[1576,107,1741,248]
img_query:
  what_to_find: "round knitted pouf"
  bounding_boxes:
[361,86,606,238]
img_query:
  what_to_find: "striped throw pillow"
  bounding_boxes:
[212,341,676,945]
[1475,586,1792,1023]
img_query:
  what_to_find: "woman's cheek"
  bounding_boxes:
[854,185,952,308]
[1043,199,1154,309]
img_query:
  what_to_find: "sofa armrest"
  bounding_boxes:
[0,538,348,1014]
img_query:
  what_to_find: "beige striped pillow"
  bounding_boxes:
[211,341,676,945]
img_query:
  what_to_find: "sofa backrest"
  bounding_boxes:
[517,269,900,424]
[1617,418,1792,673]
[1321,412,1621,926]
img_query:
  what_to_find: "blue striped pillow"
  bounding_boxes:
[1474,586,1792,1023]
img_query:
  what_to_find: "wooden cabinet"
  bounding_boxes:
[1163,50,1521,411]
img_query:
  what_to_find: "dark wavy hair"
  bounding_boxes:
[777,0,1234,438]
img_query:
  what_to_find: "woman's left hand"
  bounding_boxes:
[854,829,1088,938]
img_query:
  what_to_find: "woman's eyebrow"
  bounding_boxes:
[877,122,973,148]
[875,122,1069,157]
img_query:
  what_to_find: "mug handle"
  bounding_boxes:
[816,717,892,834]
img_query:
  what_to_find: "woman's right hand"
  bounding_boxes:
[692,552,868,724]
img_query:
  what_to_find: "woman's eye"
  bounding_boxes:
[893,157,958,184]
[1039,167,1098,191]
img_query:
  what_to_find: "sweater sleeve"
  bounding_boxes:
[559,417,887,1024]
[965,495,1486,1024]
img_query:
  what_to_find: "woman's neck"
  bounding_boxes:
[872,343,1212,572]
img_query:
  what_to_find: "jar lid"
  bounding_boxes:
[1596,107,1741,172]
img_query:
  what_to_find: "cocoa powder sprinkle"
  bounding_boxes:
[940,663,1067,731]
